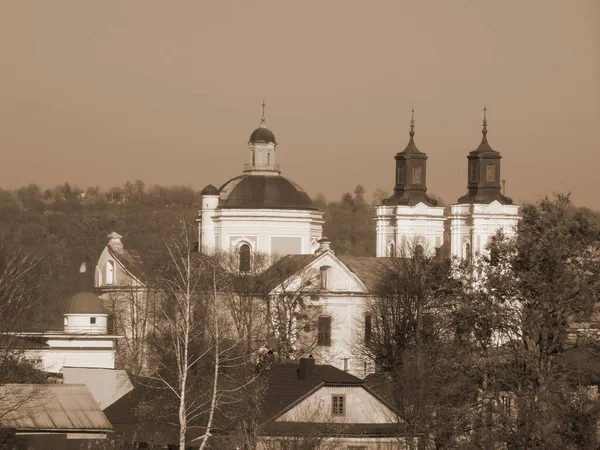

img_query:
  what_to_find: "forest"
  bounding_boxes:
[0,180,379,331]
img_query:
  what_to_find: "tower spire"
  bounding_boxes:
[260,101,266,128]
[409,107,415,138]
[482,105,488,141]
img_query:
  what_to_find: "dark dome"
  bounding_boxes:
[201,184,219,196]
[219,175,317,210]
[249,127,277,145]
[66,291,105,315]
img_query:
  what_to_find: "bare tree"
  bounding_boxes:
[359,240,459,448]
[143,219,257,450]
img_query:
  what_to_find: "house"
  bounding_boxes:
[257,357,415,449]
[0,383,112,449]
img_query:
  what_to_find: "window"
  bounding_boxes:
[469,162,477,183]
[412,166,422,184]
[364,313,372,343]
[331,394,345,416]
[317,316,332,346]
[464,242,472,263]
[90,317,97,325]
[267,152,271,166]
[486,164,496,182]
[319,266,329,290]
[414,244,424,258]
[251,152,255,166]
[343,358,349,372]
[239,244,251,272]
[348,447,367,450]
[105,260,114,285]
[387,241,395,257]
[396,165,405,184]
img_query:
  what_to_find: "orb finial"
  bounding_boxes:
[260,101,266,127]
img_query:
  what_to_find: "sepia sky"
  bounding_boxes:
[0,1,598,208]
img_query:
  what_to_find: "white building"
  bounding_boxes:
[19,291,118,373]
[376,109,519,260]
[198,109,324,262]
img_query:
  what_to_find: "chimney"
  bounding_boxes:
[315,237,334,256]
[107,231,123,251]
[297,356,315,380]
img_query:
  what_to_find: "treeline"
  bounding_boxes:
[0,180,380,330]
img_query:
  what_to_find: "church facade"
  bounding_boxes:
[93,107,520,377]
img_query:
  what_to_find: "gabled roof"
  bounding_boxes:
[0,384,112,432]
[261,362,362,422]
[106,245,149,285]
[337,256,390,292]
[256,254,316,293]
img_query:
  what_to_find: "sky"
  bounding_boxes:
[0,1,598,208]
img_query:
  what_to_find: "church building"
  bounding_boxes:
[92,106,520,378]
[198,104,324,262]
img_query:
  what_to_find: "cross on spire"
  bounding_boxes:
[260,101,266,126]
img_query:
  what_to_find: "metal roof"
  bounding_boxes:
[0,384,112,432]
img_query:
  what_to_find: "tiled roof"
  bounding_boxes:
[337,256,391,292]
[261,362,362,422]
[0,384,112,432]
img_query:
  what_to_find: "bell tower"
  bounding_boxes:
[376,110,445,257]
[450,108,520,259]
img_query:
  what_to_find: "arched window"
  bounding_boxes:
[239,244,251,272]
[387,241,395,257]
[414,244,424,259]
[105,260,114,285]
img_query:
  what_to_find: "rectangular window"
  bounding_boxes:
[396,164,405,184]
[364,313,372,343]
[331,394,345,416]
[486,164,495,182]
[320,266,329,290]
[412,166,422,184]
[90,317,97,325]
[469,163,477,183]
[317,316,332,346]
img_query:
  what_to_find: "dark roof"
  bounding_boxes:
[261,362,362,422]
[337,256,390,292]
[201,184,219,196]
[0,384,112,432]
[107,245,149,284]
[256,254,316,292]
[249,126,277,145]
[218,175,317,210]
[66,291,106,315]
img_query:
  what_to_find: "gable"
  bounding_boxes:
[262,252,370,295]
[95,246,145,288]
[275,385,396,424]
